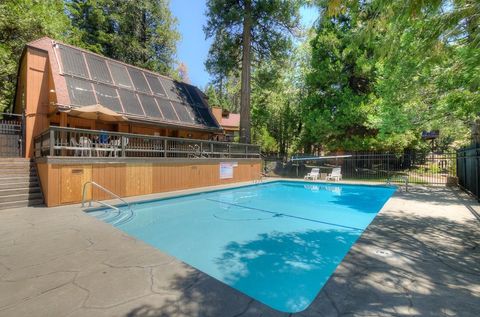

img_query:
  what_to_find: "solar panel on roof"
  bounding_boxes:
[185,104,204,125]
[128,68,151,93]
[145,74,167,97]
[59,45,89,78]
[171,102,195,124]
[65,77,97,106]
[183,84,205,106]
[93,84,123,113]
[156,98,179,121]
[158,78,191,103]
[117,89,144,116]
[108,62,133,89]
[197,107,219,128]
[138,95,162,118]
[86,55,113,84]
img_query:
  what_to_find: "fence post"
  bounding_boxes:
[477,147,480,202]
[49,128,55,157]
[121,136,125,157]
[245,145,248,158]
[386,153,390,181]
[455,150,461,185]
[20,112,26,157]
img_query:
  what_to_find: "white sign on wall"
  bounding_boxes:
[219,162,235,179]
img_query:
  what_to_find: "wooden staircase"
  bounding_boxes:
[0,158,44,210]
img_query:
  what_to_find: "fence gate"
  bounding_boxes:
[0,114,24,157]
[457,145,480,201]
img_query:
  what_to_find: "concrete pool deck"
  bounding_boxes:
[0,180,479,316]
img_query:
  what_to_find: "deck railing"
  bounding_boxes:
[34,126,260,159]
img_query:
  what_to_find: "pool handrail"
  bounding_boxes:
[82,181,132,211]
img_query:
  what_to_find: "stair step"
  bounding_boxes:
[0,192,43,203]
[0,162,35,167]
[0,168,36,174]
[0,199,44,210]
[0,168,36,173]
[0,187,41,196]
[0,160,44,210]
[0,158,32,163]
[0,161,34,166]
[0,175,38,181]
[0,171,37,178]
[0,181,39,190]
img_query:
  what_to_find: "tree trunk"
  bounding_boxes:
[240,0,252,144]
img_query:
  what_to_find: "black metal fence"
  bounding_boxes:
[457,145,479,201]
[264,151,457,185]
[0,113,23,157]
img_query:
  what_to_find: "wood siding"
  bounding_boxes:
[23,48,51,158]
[37,160,261,206]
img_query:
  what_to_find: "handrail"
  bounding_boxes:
[82,181,132,211]
[46,126,259,147]
[33,126,261,159]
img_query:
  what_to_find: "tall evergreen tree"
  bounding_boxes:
[0,0,76,112]
[65,0,112,54]
[204,0,302,143]
[67,0,179,75]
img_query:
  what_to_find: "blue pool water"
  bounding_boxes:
[88,181,395,312]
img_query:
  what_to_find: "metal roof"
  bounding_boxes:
[54,43,220,131]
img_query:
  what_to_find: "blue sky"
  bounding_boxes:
[170,1,318,89]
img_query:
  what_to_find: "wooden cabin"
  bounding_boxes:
[211,107,241,142]
[8,37,261,207]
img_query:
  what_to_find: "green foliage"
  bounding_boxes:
[205,0,303,142]
[204,73,241,112]
[67,0,179,75]
[301,0,480,152]
[256,127,279,153]
[251,57,303,156]
[204,0,302,78]
[0,0,76,112]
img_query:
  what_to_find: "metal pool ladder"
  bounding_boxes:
[81,181,132,211]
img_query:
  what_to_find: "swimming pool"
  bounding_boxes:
[88,181,395,313]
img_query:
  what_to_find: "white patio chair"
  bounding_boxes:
[70,137,81,156]
[78,136,92,157]
[304,168,320,180]
[110,136,129,157]
[326,167,342,181]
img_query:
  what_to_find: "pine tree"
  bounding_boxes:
[67,0,179,75]
[204,0,302,143]
[0,0,76,112]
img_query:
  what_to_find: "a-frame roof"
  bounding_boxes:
[22,37,221,132]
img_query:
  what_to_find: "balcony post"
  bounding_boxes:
[49,128,55,157]
[210,143,214,157]
[245,145,248,158]
[164,139,168,157]
[121,136,126,157]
